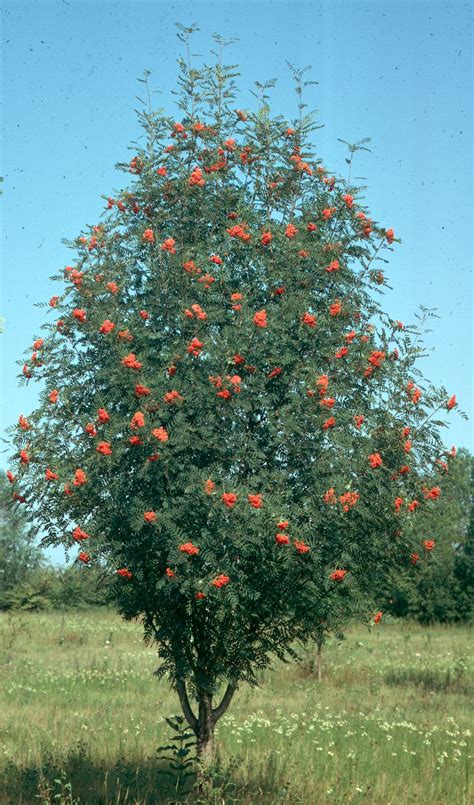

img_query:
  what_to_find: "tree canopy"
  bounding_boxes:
[6,32,461,754]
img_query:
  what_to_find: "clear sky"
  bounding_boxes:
[1,0,472,561]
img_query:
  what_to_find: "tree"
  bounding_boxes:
[3,563,111,611]
[0,470,44,607]
[6,30,462,760]
[380,449,473,622]
[454,453,474,620]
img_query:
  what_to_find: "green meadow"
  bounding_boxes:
[0,611,472,803]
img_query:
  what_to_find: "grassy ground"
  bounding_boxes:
[0,610,472,804]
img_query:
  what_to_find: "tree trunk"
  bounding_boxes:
[316,639,323,683]
[196,690,215,762]
[175,678,236,762]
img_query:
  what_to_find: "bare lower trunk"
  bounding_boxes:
[316,640,323,683]
[192,691,214,797]
[196,691,215,762]
[176,678,236,764]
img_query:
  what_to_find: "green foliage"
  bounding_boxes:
[0,469,44,607]
[2,565,111,611]
[6,32,462,739]
[156,714,196,797]
[379,449,473,623]
[454,457,474,619]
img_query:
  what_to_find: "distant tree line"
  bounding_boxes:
[377,447,473,624]
[0,470,111,609]
[1,451,472,621]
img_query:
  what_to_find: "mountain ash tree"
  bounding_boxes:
[7,32,461,758]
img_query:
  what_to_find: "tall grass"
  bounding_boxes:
[0,611,472,803]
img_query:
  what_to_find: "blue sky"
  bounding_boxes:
[1,0,472,560]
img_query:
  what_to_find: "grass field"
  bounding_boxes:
[0,610,472,804]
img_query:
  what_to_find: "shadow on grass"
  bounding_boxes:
[383,666,472,695]
[0,746,301,804]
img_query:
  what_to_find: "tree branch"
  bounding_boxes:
[176,679,198,732]
[212,681,237,723]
